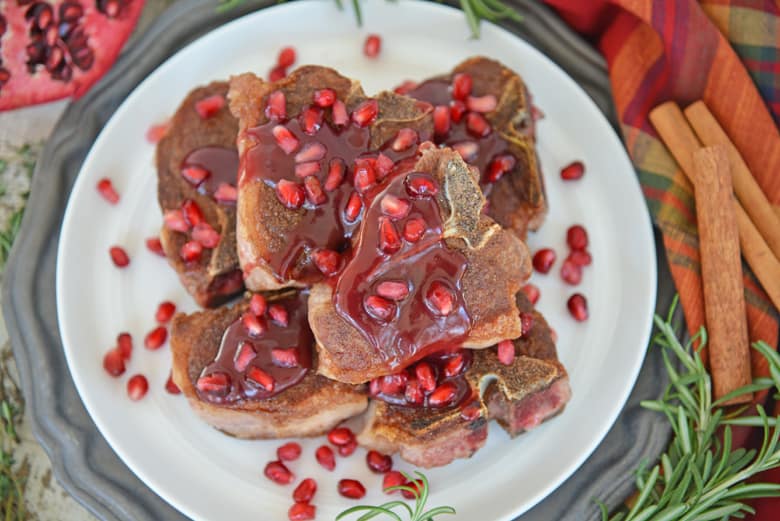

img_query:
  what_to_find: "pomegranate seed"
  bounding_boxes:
[353,162,376,193]
[288,502,315,521]
[295,142,327,164]
[194,94,225,119]
[312,248,341,276]
[344,192,363,222]
[338,479,366,499]
[415,362,436,392]
[269,66,286,82]
[293,478,317,502]
[485,154,517,183]
[378,217,401,254]
[428,382,457,407]
[300,106,323,135]
[497,339,515,365]
[196,373,230,394]
[366,451,393,473]
[520,312,534,336]
[339,440,357,456]
[276,180,305,209]
[96,178,119,204]
[145,237,165,257]
[325,159,346,191]
[461,401,482,421]
[364,295,396,322]
[247,366,275,391]
[405,379,424,404]
[403,217,425,243]
[453,141,479,162]
[363,34,381,58]
[127,374,149,401]
[109,246,130,267]
[426,281,455,316]
[375,153,395,180]
[332,100,349,126]
[192,222,221,248]
[443,353,465,377]
[315,445,336,471]
[265,460,294,485]
[328,427,355,446]
[566,224,589,250]
[369,378,381,396]
[383,471,405,493]
[376,280,409,300]
[451,73,472,100]
[561,258,583,285]
[155,301,176,324]
[269,304,289,326]
[450,99,467,122]
[144,326,167,350]
[277,46,296,68]
[466,112,491,137]
[265,90,287,121]
[272,125,300,154]
[521,283,540,305]
[163,209,189,232]
[117,333,132,360]
[145,121,170,143]
[392,128,418,152]
[567,293,589,321]
[532,248,556,274]
[561,160,585,180]
[180,241,203,262]
[250,294,267,316]
[271,348,299,367]
[466,94,497,113]
[103,348,125,377]
[405,173,438,197]
[214,182,238,203]
[303,176,326,205]
[380,195,410,220]
[313,88,336,107]
[402,479,424,499]
[379,373,408,395]
[433,105,450,135]
[393,80,417,94]
[181,166,209,186]
[295,161,320,179]
[182,199,205,226]
[278,442,302,462]
[165,372,181,394]
[568,249,592,266]
[234,342,256,372]
[352,99,378,127]
[242,312,266,336]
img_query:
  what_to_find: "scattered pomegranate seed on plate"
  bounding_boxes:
[264,460,295,485]
[127,374,149,401]
[566,224,588,250]
[155,301,176,324]
[96,178,119,204]
[561,160,585,180]
[144,326,167,350]
[366,450,393,473]
[521,283,540,305]
[338,439,358,457]
[383,470,405,493]
[109,246,130,267]
[117,332,132,360]
[338,479,366,499]
[532,248,556,274]
[402,478,424,499]
[269,66,287,82]
[363,34,381,58]
[288,502,315,521]
[145,237,165,257]
[165,372,181,394]
[567,293,589,321]
[145,121,170,144]
[277,442,302,462]
[292,478,317,503]
[277,46,296,68]
[327,426,355,446]
[560,258,583,285]
[315,445,335,471]
[102,348,125,377]
[568,249,592,267]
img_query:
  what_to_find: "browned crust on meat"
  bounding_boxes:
[170,294,368,439]
[156,81,243,307]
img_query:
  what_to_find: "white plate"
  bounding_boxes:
[56,1,657,520]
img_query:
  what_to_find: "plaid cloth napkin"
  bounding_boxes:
[543,0,780,517]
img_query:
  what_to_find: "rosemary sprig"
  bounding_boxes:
[336,471,455,521]
[0,347,28,521]
[600,296,780,521]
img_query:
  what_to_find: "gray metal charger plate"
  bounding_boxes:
[2,1,675,519]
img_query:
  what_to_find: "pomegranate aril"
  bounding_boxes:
[415,362,436,392]
[568,249,592,266]
[315,445,336,471]
[146,121,170,143]
[363,34,381,58]
[451,73,472,100]
[312,248,341,276]
[352,99,379,127]
[450,99,467,123]
[375,153,394,180]
[405,173,438,197]
[392,128,418,152]
[453,141,479,162]
[278,442,302,462]
[192,223,220,248]
[234,342,256,372]
[497,339,515,365]
[378,217,401,254]
[288,502,315,521]
[295,142,327,164]
[466,94,497,113]
[560,258,583,285]
[332,100,349,126]
[403,217,425,243]
[428,382,457,407]
[426,281,455,316]
[269,304,289,326]
[485,154,517,183]
[466,112,491,137]
[103,348,125,377]
[325,159,346,191]
[127,374,149,401]
[303,176,326,205]
[566,224,589,250]
[250,294,267,316]
[109,246,130,267]
[293,478,317,503]
[301,106,323,135]
[328,427,355,446]
[521,283,540,305]
[561,160,585,180]
[353,162,376,193]
[117,332,132,360]
[338,479,366,499]
[364,295,396,322]
[393,80,417,94]
[520,312,534,336]
[196,373,230,394]
[461,401,482,421]
[247,366,275,391]
[383,471,406,493]
[265,460,294,485]
[182,199,205,226]
[144,326,167,350]
[272,125,300,154]
[276,179,305,209]
[181,166,209,186]
[404,379,424,405]
[313,88,336,107]
[376,280,409,300]
[380,194,410,220]
[366,451,392,473]
[265,90,286,121]
[344,191,363,222]
[277,46,296,68]
[194,94,225,119]
[97,178,119,204]
[294,161,320,180]
[155,301,176,324]
[443,353,465,377]
[269,66,286,82]
[379,373,408,395]
[242,312,266,337]
[271,348,299,368]
[165,372,181,394]
[145,237,165,257]
[567,293,588,321]
[164,210,189,232]
[433,105,450,135]
[402,479,424,499]
[532,248,556,274]
[180,240,203,262]
[214,182,238,203]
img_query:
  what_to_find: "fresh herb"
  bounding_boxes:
[217,0,522,37]
[0,346,28,521]
[337,471,455,521]
[600,296,780,521]
[0,142,37,270]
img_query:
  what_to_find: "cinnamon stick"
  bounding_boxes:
[684,101,780,262]
[734,204,780,312]
[692,147,752,404]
